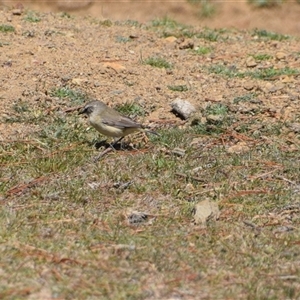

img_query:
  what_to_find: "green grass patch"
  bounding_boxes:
[143,56,173,69]
[187,0,217,18]
[151,16,182,29]
[0,41,10,47]
[115,102,145,118]
[233,93,258,104]
[115,35,131,43]
[208,64,299,79]
[251,53,272,61]
[193,46,212,55]
[98,19,113,27]
[205,103,228,116]
[4,100,47,124]
[199,1,217,18]
[192,103,234,135]
[248,67,299,79]
[38,115,86,143]
[196,28,226,41]
[149,17,223,40]
[167,85,188,92]
[60,12,71,18]
[151,127,190,148]
[115,20,141,27]
[0,24,15,32]
[24,11,41,23]
[50,86,86,105]
[150,16,194,38]
[252,28,290,41]
[208,64,243,78]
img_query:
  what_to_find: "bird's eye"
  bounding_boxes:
[86,106,93,114]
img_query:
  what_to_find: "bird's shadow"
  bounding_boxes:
[94,140,135,151]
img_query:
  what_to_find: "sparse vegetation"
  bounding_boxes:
[115,20,141,27]
[252,28,290,41]
[251,53,272,61]
[199,0,216,18]
[60,12,71,18]
[4,100,47,124]
[208,63,243,78]
[208,64,299,79]
[149,17,225,40]
[248,0,283,7]
[205,103,228,116]
[98,19,113,27]
[143,56,173,69]
[50,87,87,105]
[187,0,216,18]
[233,93,258,104]
[115,35,131,43]
[193,46,212,55]
[168,85,188,92]
[24,11,41,23]
[250,66,299,79]
[152,16,181,29]
[196,28,226,41]
[0,24,15,32]
[115,102,145,117]
[150,16,194,38]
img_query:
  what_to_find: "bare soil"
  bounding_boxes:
[1,3,300,141]
[2,0,300,36]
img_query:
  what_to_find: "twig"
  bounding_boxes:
[13,242,85,265]
[97,59,128,62]
[222,189,271,202]
[6,175,50,197]
[275,175,298,185]
[64,105,83,113]
[26,218,76,225]
[93,147,114,161]
[247,169,280,181]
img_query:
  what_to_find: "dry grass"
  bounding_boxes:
[1,99,300,299]
[1,9,300,299]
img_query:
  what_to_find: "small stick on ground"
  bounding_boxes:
[93,147,114,161]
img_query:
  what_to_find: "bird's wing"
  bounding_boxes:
[102,115,142,129]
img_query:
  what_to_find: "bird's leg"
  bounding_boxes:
[93,137,125,161]
[111,137,124,149]
[92,138,120,161]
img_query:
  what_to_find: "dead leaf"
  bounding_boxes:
[71,77,88,85]
[194,199,220,226]
[102,62,126,72]
[275,51,286,60]
[227,142,250,154]
[165,36,177,43]
[246,56,257,67]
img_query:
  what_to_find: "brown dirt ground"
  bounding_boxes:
[0,2,300,142]
[2,0,300,36]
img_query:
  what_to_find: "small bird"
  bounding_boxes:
[79,100,158,144]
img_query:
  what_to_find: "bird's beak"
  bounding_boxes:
[78,107,85,115]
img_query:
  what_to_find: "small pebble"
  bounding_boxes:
[170,98,196,120]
